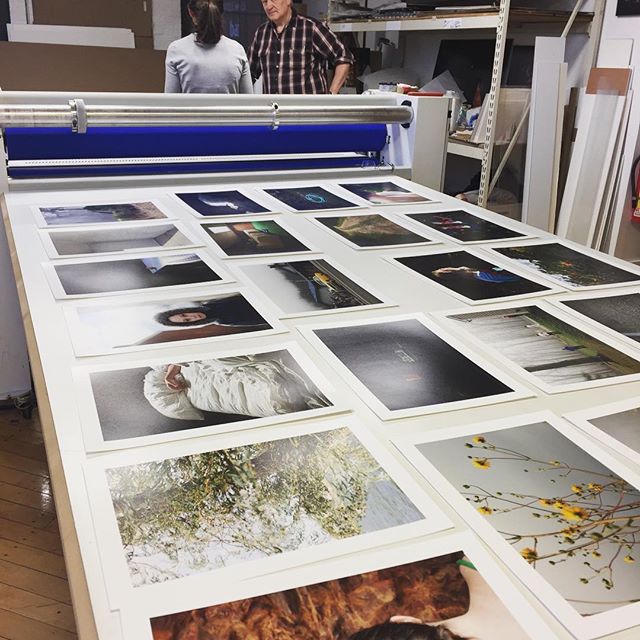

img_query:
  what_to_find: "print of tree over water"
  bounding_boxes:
[107,428,423,586]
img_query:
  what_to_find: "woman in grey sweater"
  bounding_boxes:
[164,0,253,94]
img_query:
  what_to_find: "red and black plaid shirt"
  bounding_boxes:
[249,10,353,94]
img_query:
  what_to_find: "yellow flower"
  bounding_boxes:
[588,483,603,493]
[520,547,538,562]
[478,506,493,515]
[553,500,568,509]
[472,435,486,444]
[624,556,635,564]
[560,506,589,522]
[562,526,579,535]
[591,551,601,558]
[471,458,491,470]
[571,484,583,493]
[538,498,555,507]
[549,460,561,466]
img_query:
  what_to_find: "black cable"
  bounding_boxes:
[631,154,640,210]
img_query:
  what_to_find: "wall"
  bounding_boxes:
[152,0,180,50]
[597,2,640,262]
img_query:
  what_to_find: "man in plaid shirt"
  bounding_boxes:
[249,0,353,94]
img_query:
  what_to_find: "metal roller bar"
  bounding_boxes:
[0,101,413,130]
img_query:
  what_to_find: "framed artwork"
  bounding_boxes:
[337,180,436,206]
[565,397,640,468]
[232,256,392,317]
[173,189,272,217]
[200,218,316,258]
[136,533,553,640]
[43,251,230,299]
[405,208,530,243]
[84,418,452,609]
[74,341,346,451]
[299,313,532,420]
[394,412,640,639]
[63,287,285,357]
[38,221,203,259]
[262,186,360,212]
[388,248,553,304]
[312,212,436,250]
[489,241,640,290]
[439,301,640,393]
[34,200,169,227]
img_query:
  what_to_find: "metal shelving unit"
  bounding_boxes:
[328,2,605,211]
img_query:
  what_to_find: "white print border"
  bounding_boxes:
[83,416,453,612]
[433,299,640,394]
[73,340,350,452]
[330,177,441,208]
[42,249,234,300]
[62,284,288,358]
[298,312,534,421]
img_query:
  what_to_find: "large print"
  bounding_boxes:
[175,190,270,216]
[37,201,167,226]
[445,304,640,392]
[398,416,640,636]
[556,292,640,344]
[41,223,200,258]
[306,315,526,418]
[202,219,311,257]
[407,209,527,243]
[102,425,429,587]
[492,242,640,288]
[150,538,539,640]
[338,180,433,205]
[66,290,276,356]
[49,253,223,297]
[81,345,337,448]
[315,213,433,249]
[236,258,384,316]
[393,250,550,302]
[263,186,359,212]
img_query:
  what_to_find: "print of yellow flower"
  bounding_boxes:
[560,505,589,522]
[520,547,538,562]
[624,556,635,564]
[472,435,486,444]
[478,506,493,515]
[571,484,583,493]
[588,483,603,493]
[471,458,491,469]
[538,498,555,507]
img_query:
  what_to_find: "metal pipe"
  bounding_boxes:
[0,103,413,128]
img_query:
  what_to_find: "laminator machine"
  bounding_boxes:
[0,92,450,639]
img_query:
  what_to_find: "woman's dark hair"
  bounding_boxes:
[188,0,223,45]
[154,305,214,326]
[348,622,467,640]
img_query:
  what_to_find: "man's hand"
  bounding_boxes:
[329,62,351,94]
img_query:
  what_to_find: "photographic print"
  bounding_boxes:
[565,399,640,468]
[202,219,311,257]
[80,345,338,448]
[37,201,167,226]
[338,181,433,205]
[491,242,640,289]
[263,186,359,212]
[556,292,640,345]
[236,258,385,316]
[41,222,201,259]
[407,209,527,243]
[102,426,428,587]
[392,250,551,303]
[305,315,528,419]
[65,290,277,356]
[445,304,640,392]
[399,415,640,635]
[175,190,270,217]
[48,252,224,298]
[149,538,538,640]
[314,213,433,249]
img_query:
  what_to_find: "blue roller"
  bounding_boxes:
[5,124,387,160]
